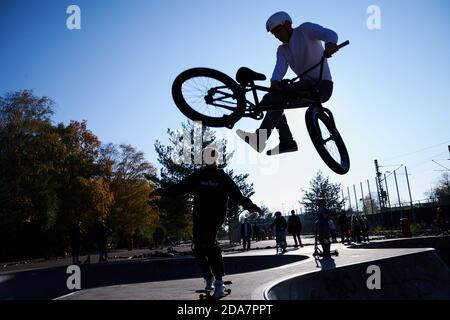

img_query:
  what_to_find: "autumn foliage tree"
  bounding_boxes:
[109,144,159,248]
[0,91,159,260]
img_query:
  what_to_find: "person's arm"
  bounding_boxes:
[151,171,199,197]
[282,218,288,230]
[270,47,288,87]
[302,22,339,57]
[223,173,261,212]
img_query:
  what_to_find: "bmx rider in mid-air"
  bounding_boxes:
[237,11,341,155]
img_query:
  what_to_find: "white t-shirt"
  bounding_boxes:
[271,22,338,82]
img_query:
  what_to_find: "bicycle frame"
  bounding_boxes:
[208,40,350,122]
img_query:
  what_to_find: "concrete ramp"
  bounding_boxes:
[267,249,450,300]
[0,254,307,299]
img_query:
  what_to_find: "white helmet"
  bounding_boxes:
[266,11,292,32]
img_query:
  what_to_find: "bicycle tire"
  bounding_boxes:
[172,68,245,128]
[305,105,350,174]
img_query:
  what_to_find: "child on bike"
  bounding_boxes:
[271,211,288,253]
[237,11,340,155]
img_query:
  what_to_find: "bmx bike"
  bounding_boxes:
[172,41,350,174]
[275,230,287,254]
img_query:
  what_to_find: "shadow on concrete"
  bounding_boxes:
[0,254,308,300]
[314,256,336,270]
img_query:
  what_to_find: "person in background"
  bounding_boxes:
[240,218,252,251]
[288,210,303,248]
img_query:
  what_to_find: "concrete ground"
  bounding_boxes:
[57,241,432,300]
[2,236,448,300]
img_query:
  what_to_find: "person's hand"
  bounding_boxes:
[324,42,339,58]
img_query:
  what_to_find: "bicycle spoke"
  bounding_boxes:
[181,76,238,119]
[318,118,342,164]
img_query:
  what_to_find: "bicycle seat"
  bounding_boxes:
[236,67,266,85]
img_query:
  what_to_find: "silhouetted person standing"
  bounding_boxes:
[288,210,303,247]
[241,218,252,251]
[361,216,370,242]
[436,207,448,234]
[317,199,331,256]
[338,211,350,244]
[253,224,259,241]
[70,220,82,265]
[151,147,261,298]
[351,215,362,243]
[94,218,110,263]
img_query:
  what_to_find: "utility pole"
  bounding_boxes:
[384,173,391,208]
[404,166,415,223]
[367,179,375,214]
[347,186,352,211]
[393,170,402,208]
[374,160,387,209]
[375,177,382,211]
[360,182,365,214]
[405,166,413,207]
[353,184,359,213]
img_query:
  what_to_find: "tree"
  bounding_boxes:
[429,173,450,204]
[0,90,159,259]
[300,171,345,215]
[110,144,159,248]
[362,192,380,214]
[0,91,63,259]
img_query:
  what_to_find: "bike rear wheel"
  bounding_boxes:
[305,105,350,174]
[172,68,245,128]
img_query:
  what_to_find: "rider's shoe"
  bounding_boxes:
[212,279,226,298]
[266,140,298,156]
[205,276,215,291]
[236,129,265,153]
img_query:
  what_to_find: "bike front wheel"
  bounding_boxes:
[172,68,245,128]
[305,106,350,175]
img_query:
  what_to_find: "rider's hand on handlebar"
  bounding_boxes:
[324,42,339,58]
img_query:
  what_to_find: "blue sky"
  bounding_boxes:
[1,0,449,213]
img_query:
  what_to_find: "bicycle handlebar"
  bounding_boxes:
[337,40,350,49]
[289,40,350,84]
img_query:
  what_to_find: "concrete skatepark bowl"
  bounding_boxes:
[266,236,450,300]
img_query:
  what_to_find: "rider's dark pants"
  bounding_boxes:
[192,220,224,280]
[258,79,333,142]
[242,236,251,250]
[292,232,302,247]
